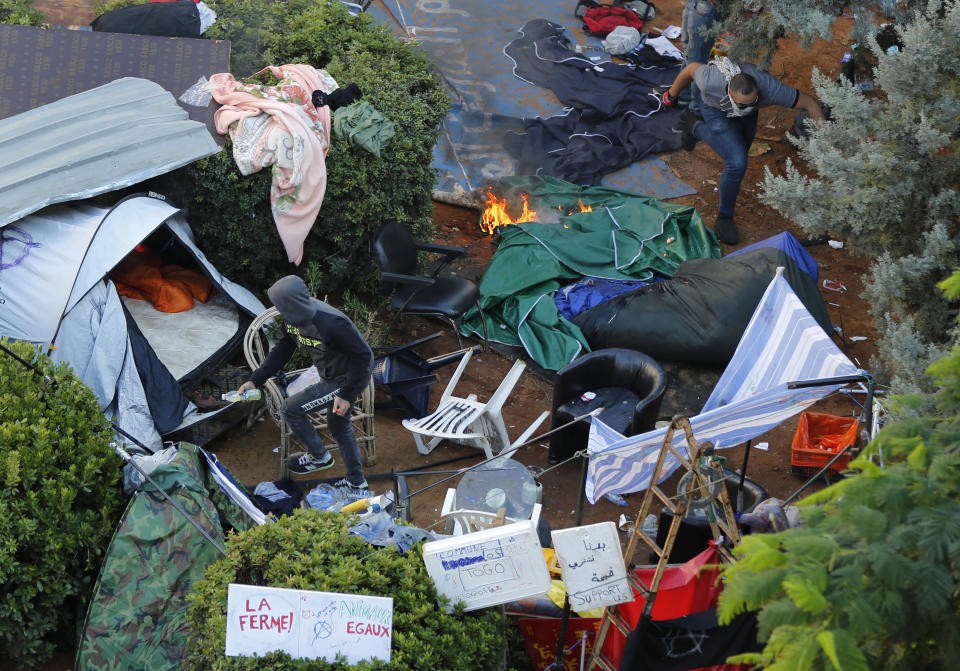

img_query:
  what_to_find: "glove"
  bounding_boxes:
[659,88,677,107]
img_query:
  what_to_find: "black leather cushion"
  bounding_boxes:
[552,386,641,464]
[391,276,478,317]
[555,386,641,435]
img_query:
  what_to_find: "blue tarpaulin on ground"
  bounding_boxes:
[368,0,695,202]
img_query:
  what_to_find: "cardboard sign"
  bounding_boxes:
[225,584,392,663]
[422,519,550,612]
[551,522,631,613]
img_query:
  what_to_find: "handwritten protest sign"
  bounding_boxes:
[551,522,631,613]
[423,519,550,612]
[225,584,392,663]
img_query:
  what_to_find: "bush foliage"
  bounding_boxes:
[760,0,960,393]
[711,0,927,67]
[717,271,960,670]
[185,510,507,670]
[0,0,43,25]
[153,0,448,302]
[0,340,125,669]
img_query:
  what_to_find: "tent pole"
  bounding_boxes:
[555,451,589,669]
[112,442,227,555]
[736,440,751,513]
[783,444,852,505]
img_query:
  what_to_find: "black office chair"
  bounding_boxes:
[372,221,487,347]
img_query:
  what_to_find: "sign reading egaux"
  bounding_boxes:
[551,522,632,614]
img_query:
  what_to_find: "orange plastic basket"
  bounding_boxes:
[790,411,858,473]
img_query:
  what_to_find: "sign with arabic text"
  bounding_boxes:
[225,584,392,663]
[551,522,631,613]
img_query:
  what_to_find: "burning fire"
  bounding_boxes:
[479,189,596,235]
[479,188,537,235]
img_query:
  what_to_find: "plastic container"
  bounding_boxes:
[790,411,858,475]
[221,389,262,402]
[603,492,627,506]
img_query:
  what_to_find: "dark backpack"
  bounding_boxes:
[575,0,649,37]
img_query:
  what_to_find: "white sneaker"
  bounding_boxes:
[334,477,372,499]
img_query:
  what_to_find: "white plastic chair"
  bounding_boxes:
[401,350,527,459]
[440,488,543,536]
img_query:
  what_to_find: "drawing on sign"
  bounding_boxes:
[422,520,550,612]
[551,522,632,613]
[226,584,392,663]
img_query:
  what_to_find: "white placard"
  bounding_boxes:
[225,584,392,663]
[422,519,550,612]
[551,522,632,613]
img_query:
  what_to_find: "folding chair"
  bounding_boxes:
[243,307,376,477]
[401,349,526,459]
[372,332,479,419]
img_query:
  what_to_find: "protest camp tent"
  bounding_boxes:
[586,269,863,503]
[0,77,265,451]
[0,195,266,451]
[75,443,264,671]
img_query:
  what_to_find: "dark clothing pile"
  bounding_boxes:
[503,19,684,185]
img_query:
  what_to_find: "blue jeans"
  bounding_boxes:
[282,378,365,485]
[693,106,758,218]
[682,0,719,116]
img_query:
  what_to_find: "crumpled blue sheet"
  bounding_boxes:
[555,275,663,320]
[348,512,438,554]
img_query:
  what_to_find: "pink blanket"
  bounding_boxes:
[210,64,337,265]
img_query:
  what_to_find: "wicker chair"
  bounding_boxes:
[243,307,376,477]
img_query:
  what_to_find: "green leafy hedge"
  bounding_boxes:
[185,510,507,670]
[0,0,43,25]
[153,0,448,301]
[0,340,125,669]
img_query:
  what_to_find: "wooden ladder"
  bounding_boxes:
[586,416,742,671]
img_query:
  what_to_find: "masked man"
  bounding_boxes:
[239,276,373,494]
[657,57,825,245]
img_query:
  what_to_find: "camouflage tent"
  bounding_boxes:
[75,442,260,671]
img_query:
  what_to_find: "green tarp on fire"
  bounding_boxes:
[75,443,258,671]
[459,176,720,370]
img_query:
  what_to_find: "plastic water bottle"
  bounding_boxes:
[603,493,627,507]
[221,389,262,402]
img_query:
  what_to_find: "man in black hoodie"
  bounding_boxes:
[239,276,374,492]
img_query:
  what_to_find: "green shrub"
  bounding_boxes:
[152,0,448,302]
[185,510,507,670]
[0,0,43,25]
[0,340,125,669]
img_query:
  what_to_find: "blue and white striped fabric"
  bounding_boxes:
[585,271,860,503]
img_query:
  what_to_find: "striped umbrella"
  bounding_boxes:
[585,269,861,503]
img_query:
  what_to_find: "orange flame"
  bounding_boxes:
[479,188,538,235]
[578,198,593,213]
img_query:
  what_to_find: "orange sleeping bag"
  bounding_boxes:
[111,248,216,313]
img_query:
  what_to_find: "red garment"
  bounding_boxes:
[583,6,644,36]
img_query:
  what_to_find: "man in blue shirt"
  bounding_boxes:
[658,57,825,244]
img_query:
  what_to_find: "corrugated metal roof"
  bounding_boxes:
[0,77,220,227]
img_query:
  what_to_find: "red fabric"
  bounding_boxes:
[583,6,645,37]
[515,545,723,670]
[601,544,723,664]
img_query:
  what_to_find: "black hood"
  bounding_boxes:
[267,276,315,325]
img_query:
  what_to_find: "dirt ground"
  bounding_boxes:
[31,1,880,669]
